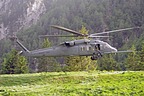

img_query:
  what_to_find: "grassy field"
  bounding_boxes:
[0,71,143,96]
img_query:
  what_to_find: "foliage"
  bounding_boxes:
[138,43,144,70]
[125,45,142,71]
[42,38,51,48]
[65,56,97,71]
[0,71,143,96]
[1,49,28,74]
[97,54,119,71]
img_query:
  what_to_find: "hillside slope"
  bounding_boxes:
[0,0,46,40]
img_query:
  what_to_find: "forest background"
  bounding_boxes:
[0,0,144,73]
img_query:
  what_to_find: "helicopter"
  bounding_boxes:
[15,25,139,60]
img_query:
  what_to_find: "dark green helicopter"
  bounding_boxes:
[15,25,139,60]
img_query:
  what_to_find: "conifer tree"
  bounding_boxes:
[125,45,141,71]
[138,43,144,70]
[97,54,118,71]
[1,49,28,74]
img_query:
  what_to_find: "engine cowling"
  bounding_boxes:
[65,41,75,47]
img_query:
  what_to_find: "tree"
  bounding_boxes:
[97,54,119,71]
[138,43,144,70]
[1,49,28,74]
[64,25,97,71]
[125,45,141,71]
[38,38,60,72]
[65,56,97,71]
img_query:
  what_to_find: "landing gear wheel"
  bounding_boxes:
[91,52,103,60]
[91,56,97,60]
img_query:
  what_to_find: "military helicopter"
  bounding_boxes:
[15,25,139,60]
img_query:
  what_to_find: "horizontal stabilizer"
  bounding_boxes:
[105,50,133,54]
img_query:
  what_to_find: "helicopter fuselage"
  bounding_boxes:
[16,25,138,60]
[22,39,117,60]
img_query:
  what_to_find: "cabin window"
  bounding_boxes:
[81,46,92,51]
[81,47,83,51]
[81,46,86,51]
[86,46,89,51]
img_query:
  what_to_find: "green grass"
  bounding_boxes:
[0,71,144,96]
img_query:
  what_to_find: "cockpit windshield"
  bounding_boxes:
[95,40,117,52]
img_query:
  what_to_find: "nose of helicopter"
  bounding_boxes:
[111,47,117,52]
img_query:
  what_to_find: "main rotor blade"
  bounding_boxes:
[50,25,86,36]
[88,35,111,38]
[90,27,140,36]
[40,35,78,37]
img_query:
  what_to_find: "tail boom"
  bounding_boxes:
[16,40,30,53]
